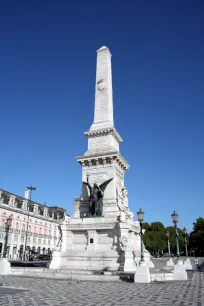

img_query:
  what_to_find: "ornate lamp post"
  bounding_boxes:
[166,231,171,257]
[24,186,36,260]
[171,210,180,261]
[183,227,188,257]
[3,216,12,258]
[182,227,193,269]
[137,208,144,263]
[134,208,151,283]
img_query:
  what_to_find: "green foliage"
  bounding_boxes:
[189,218,204,255]
[142,222,150,231]
[143,224,185,254]
[150,222,165,232]
[143,217,203,255]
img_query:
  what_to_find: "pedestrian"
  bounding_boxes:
[195,257,200,271]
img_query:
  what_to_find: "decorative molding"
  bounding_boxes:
[84,127,123,143]
[76,152,129,171]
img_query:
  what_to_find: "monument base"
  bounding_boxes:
[173,260,188,280]
[134,261,151,283]
[0,258,11,275]
[50,216,151,273]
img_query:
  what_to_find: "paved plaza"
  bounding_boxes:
[0,270,203,306]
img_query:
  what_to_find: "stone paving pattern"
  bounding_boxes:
[0,270,203,306]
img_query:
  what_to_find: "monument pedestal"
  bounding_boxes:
[50,216,150,273]
[0,258,11,275]
[134,261,151,283]
[173,259,188,280]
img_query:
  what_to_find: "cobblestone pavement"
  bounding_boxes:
[0,272,203,306]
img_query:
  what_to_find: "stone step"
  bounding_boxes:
[151,272,174,282]
[10,269,120,281]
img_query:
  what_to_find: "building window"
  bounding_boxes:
[48,240,50,245]
[44,228,46,235]
[22,223,25,231]
[16,222,19,230]
[44,240,46,245]
[14,235,18,242]
[39,227,42,234]
[33,238,36,244]
[39,239,41,244]
[21,236,24,242]
[28,237,30,243]
[28,225,31,232]
[49,229,51,236]
[34,226,37,233]
[54,231,56,237]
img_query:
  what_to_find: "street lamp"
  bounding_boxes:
[24,186,36,260]
[137,208,144,263]
[171,211,180,260]
[166,231,171,257]
[183,227,188,257]
[3,216,12,258]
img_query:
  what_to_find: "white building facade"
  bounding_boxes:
[0,188,67,259]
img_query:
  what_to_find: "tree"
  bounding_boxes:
[150,222,165,232]
[143,222,185,255]
[142,222,150,231]
[189,218,204,256]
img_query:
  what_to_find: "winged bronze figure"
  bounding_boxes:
[83,177,113,216]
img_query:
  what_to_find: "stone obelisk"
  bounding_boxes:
[76,46,129,219]
[90,46,114,131]
[50,46,153,275]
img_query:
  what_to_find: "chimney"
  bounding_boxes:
[24,189,29,199]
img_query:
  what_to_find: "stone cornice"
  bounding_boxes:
[76,151,129,170]
[84,127,123,143]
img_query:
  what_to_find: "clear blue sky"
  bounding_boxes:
[0,1,203,231]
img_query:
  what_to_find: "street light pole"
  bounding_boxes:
[24,186,36,261]
[183,227,188,257]
[166,231,171,257]
[137,208,145,263]
[3,217,12,258]
[182,226,193,270]
[171,211,180,261]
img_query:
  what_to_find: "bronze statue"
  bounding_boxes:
[83,176,113,216]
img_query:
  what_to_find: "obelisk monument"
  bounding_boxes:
[50,46,152,274]
[76,46,129,219]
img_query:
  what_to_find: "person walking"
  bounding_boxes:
[195,257,200,271]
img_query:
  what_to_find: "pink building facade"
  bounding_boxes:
[0,188,67,259]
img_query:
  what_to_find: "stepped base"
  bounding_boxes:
[11,267,120,281]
